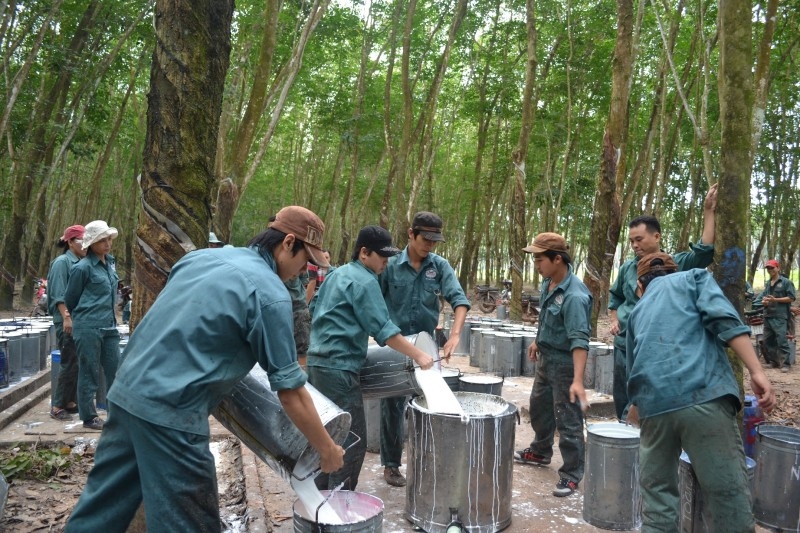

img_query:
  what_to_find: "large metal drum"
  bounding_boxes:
[753,425,800,531]
[359,332,437,399]
[405,392,517,533]
[212,366,351,482]
[583,422,642,530]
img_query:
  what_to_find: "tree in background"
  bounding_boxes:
[130,0,233,327]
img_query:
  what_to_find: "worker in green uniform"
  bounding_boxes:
[307,225,435,491]
[760,259,796,371]
[378,211,470,487]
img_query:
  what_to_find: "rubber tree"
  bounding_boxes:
[130,0,234,328]
[712,0,752,390]
[582,0,633,335]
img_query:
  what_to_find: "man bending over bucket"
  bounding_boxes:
[626,252,775,532]
[515,232,592,497]
[307,225,435,491]
[66,207,345,533]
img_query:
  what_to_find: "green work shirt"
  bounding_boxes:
[760,275,796,319]
[608,241,714,348]
[64,251,119,329]
[536,270,592,364]
[307,260,401,374]
[379,249,471,336]
[108,246,306,436]
[47,250,81,325]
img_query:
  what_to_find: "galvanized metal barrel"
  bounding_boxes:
[494,333,522,377]
[405,392,517,533]
[452,321,474,356]
[212,366,351,482]
[293,490,384,533]
[479,330,498,372]
[4,331,24,384]
[585,341,605,389]
[753,425,800,532]
[458,374,503,396]
[583,422,642,530]
[520,333,537,377]
[679,451,756,533]
[359,332,438,399]
[0,338,8,388]
[593,345,614,394]
[468,328,485,367]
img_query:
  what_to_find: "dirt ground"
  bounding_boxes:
[0,311,797,532]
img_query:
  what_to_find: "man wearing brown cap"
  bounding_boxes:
[760,259,796,372]
[378,211,471,486]
[626,252,775,532]
[515,232,592,497]
[67,206,345,532]
[307,225,436,491]
[47,224,87,420]
[608,185,718,420]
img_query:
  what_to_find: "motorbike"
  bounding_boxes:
[474,279,540,321]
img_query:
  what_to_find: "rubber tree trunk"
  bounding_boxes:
[130,0,233,328]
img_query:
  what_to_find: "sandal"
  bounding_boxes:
[50,407,73,421]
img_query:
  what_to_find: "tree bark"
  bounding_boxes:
[583,0,633,334]
[130,0,233,327]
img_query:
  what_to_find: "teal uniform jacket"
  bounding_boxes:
[608,241,714,348]
[536,270,592,363]
[625,269,750,419]
[760,275,796,318]
[47,250,81,325]
[108,247,305,436]
[307,260,401,373]
[64,251,119,328]
[379,249,470,336]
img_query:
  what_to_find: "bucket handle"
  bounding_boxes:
[291,431,362,482]
[314,478,350,531]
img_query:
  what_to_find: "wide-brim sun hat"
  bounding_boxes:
[82,220,119,250]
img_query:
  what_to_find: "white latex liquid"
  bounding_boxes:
[414,367,466,417]
[290,475,345,524]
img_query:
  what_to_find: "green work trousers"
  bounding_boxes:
[307,366,366,491]
[73,326,119,422]
[52,327,78,409]
[380,396,406,467]
[65,403,220,533]
[763,316,791,367]
[639,397,755,533]
[527,357,585,484]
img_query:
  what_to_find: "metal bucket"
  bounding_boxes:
[458,375,503,396]
[753,425,800,531]
[453,321,474,356]
[5,331,23,384]
[593,345,613,394]
[496,305,508,320]
[468,328,485,367]
[679,451,756,533]
[583,422,642,530]
[584,341,604,389]
[494,333,521,377]
[20,331,40,378]
[406,392,517,533]
[212,366,351,482]
[479,331,498,372]
[441,367,462,392]
[293,490,383,533]
[520,333,537,377]
[359,332,438,399]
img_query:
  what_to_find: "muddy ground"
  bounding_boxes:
[0,311,797,532]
